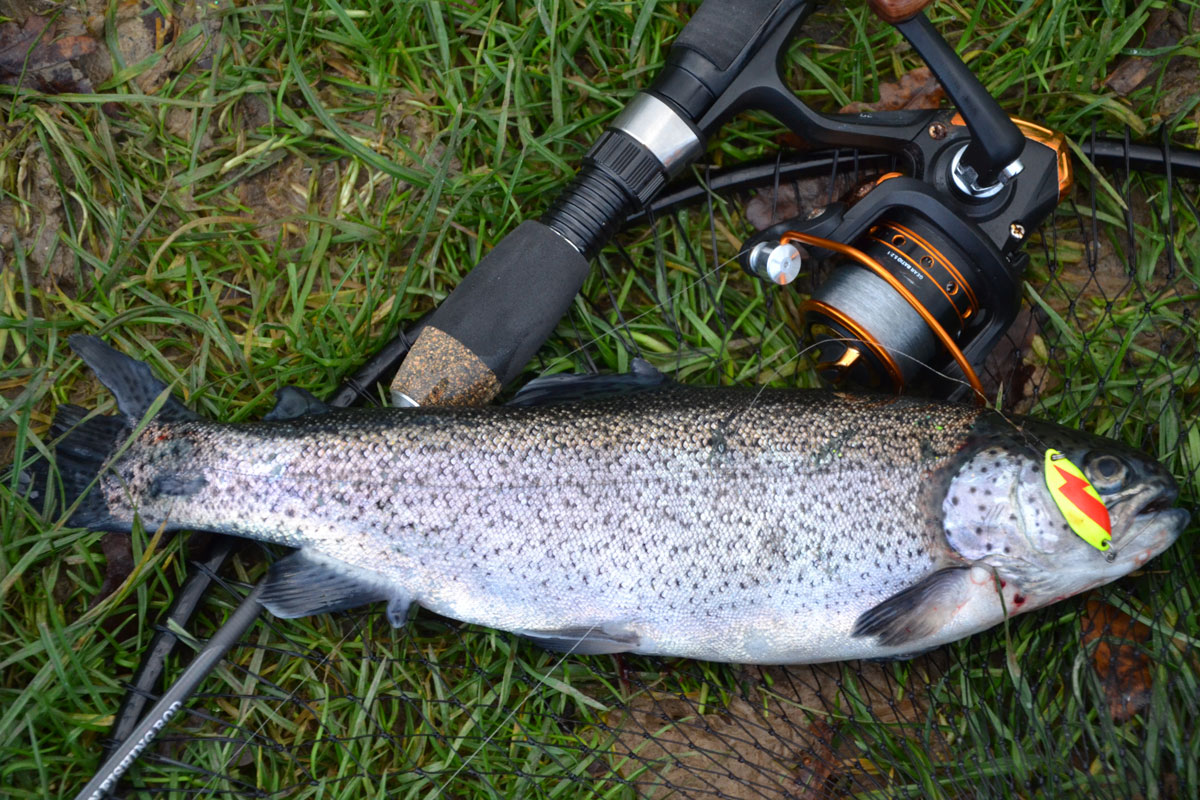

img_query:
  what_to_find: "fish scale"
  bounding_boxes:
[53,337,1188,664]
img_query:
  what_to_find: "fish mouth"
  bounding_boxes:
[1116,482,1189,554]
[1137,493,1176,516]
[1126,479,1179,520]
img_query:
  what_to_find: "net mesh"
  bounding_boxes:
[107,140,1200,799]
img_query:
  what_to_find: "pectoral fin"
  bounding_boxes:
[852,566,981,647]
[260,551,412,627]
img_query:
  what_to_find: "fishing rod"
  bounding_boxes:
[386,0,1070,405]
[87,0,1192,793]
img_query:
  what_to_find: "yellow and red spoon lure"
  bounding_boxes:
[1045,449,1112,551]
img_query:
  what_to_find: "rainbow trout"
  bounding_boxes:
[49,336,1187,663]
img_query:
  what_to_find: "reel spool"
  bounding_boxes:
[802,210,987,394]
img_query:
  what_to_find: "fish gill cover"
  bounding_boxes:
[1,2,1198,799]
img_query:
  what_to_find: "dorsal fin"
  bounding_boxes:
[507,359,669,407]
[264,386,330,421]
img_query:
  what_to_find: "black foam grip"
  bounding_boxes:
[424,220,590,386]
[673,0,787,71]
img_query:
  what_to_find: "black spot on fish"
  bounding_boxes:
[148,473,206,498]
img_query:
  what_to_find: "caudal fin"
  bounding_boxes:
[48,404,129,530]
[47,336,200,530]
[68,335,199,423]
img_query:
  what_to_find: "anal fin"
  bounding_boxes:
[866,644,942,663]
[260,551,412,627]
[516,625,640,656]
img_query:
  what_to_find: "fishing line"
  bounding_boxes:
[531,249,750,380]
[531,224,1003,428]
[429,622,606,798]
[75,138,1198,798]
[722,335,983,435]
[73,583,266,800]
[204,614,366,792]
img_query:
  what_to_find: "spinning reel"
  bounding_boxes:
[729,8,1072,399]
[740,114,1070,399]
[390,0,1072,406]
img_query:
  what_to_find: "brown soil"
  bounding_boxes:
[0,137,75,288]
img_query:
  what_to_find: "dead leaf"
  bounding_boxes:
[1080,595,1153,722]
[91,532,135,607]
[744,172,859,230]
[0,16,98,94]
[981,306,1043,414]
[326,55,362,81]
[603,657,950,798]
[794,718,839,799]
[1103,8,1177,96]
[840,66,945,113]
[0,16,48,72]
[0,18,95,71]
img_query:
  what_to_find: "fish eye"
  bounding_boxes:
[1084,454,1127,492]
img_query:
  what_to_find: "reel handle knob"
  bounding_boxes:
[867,0,934,24]
[747,242,804,285]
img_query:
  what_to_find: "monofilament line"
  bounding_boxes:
[429,624,604,798]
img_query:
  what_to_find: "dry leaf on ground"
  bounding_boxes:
[840,66,945,113]
[0,15,97,93]
[1080,595,1154,722]
[1103,8,1177,96]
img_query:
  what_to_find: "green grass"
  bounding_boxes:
[2,1,1199,798]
